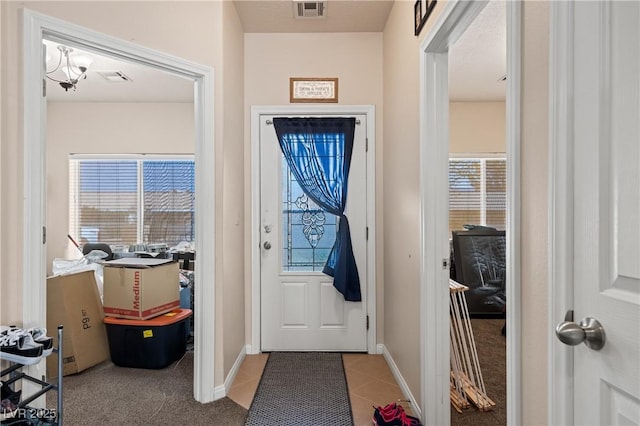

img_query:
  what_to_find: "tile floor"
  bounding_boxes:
[228,352,414,426]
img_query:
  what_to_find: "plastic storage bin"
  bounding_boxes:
[104,308,192,369]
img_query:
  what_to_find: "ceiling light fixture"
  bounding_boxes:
[46,45,93,92]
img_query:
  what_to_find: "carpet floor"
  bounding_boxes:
[245,352,353,426]
[451,318,507,426]
[46,352,247,425]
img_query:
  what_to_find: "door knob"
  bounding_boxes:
[555,310,605,350]
[263,241,272,250]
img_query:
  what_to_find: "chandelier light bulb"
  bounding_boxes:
[73,55,93,72]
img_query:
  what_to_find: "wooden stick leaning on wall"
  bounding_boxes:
[449,279,496,412]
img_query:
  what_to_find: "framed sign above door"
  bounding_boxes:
[289,78,338,103]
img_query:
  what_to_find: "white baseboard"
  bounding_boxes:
[214,384,226,400]
[214,344,248,400]
[245,344,260,355]
[379,344,422,420]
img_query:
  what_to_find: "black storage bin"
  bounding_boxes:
[104,309,192,369]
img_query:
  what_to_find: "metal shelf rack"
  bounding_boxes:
[1,326,63,425]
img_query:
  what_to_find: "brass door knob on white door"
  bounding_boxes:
[555,310,606,350]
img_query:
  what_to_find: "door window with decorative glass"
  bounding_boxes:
[281,157,338,272]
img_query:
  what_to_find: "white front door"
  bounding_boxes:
[552,1,640,424]
[259,114,367,351]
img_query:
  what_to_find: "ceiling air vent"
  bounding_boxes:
[293,1,327,19]
[97,71,133,83]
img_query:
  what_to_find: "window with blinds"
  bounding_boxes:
[69,157,195,247]
[449,157,506,234]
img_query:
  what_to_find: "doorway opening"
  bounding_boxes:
[447,2,507,424]
[22,9,216,402]
[418,1,521,424]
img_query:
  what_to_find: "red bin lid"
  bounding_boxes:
[104,308,192,326]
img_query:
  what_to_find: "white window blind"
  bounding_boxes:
[69,157,195,247]
[449,157,506,234]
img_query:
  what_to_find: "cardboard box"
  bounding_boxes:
[103,258,179,320]
[46,270,110,378]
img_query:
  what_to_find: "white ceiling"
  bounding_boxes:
[45,0,505,103]
[234,0,394,33]
[449,1,506,101]
[44,39,194,103]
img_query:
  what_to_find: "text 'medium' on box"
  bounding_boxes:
[103,258,179,320]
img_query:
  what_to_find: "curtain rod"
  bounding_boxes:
[265,119,361,125]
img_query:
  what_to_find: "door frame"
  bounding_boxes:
[419,1,522,424]
[22,10,217,402]
[249,105,376,354]
[548,2,576,424]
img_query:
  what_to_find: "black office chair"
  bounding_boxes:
[82,243,114,261]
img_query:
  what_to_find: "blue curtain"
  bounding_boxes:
[273,117,361,301]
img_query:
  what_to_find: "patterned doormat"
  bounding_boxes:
[245,352,353,426]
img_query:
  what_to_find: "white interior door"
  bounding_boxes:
[259,114,367,352]
[554,2,640,423]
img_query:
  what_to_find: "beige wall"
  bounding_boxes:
[0,4,3,301]
[45,102,195,273]
[1,0,23,324]
[381,0,424,406]
[244,33,383,106]
[0,0,245,387]
[220,0,246,380]
[243,32,384,343]
[450,101,506,153]
[520,2,549,424]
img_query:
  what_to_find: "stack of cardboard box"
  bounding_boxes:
[47,258,187,376]
[101,258,189,369]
